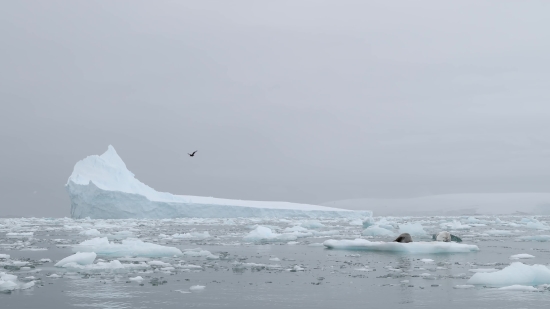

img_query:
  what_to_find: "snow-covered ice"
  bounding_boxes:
[468,262,550,286]
[323,239,479,253]
[362,225,395,237]
[243,226,297,242]
[510,254,535,260]
[66,146,370,219]
[398,222,427,236]
[498,285,539,291]
[55,252,97,267]
[72,237,182,257]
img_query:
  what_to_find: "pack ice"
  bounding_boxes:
[323,239,480,254]
[66,146,370,219]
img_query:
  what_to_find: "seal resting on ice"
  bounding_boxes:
[394,233,413,243]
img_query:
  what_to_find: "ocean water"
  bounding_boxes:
[1,216,550,309]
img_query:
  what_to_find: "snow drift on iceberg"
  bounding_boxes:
[66,146,370,219]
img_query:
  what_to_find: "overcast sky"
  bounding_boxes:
[1,1,550,217]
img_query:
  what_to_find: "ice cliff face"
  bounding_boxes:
[66,146,371,219]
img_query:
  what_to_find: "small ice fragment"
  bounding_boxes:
[498,285,538,291]
[454,285,475,289]
[80,229,101,237]
[129,276,144,281]
[510,254,535,260]
[189,285,205,292]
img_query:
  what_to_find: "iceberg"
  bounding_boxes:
[72,237,182,257]
[323,239,479,254]
[66,146,370,219]
[468,262,550,286]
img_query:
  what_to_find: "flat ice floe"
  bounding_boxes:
[323,239,479,253]
[60,260,150,273]
[468,262,550,286]
[72,237,182,257]
[66,146,370,219]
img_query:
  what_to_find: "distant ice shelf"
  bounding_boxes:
[66,145,371,219]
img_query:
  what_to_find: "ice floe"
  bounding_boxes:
[323,239,479,253]
[468,262,550,286]
[73,237,182,257]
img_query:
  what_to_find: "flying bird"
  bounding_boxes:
[188,150,197,157]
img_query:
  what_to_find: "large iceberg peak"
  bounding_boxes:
[101,145,127,169]
[67,145,153,198]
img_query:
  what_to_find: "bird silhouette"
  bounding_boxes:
[188,150,197,157]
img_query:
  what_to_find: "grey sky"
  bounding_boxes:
[1,1,550,217]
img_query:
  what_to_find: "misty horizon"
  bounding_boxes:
[2,1,550,217]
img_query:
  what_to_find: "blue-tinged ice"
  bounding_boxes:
[66,146,371,219]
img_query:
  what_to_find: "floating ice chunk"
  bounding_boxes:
[189,285,205,292]
[6,232,33,236]
[172,231,211,240]
[355,267,371,272]
[498,285,538,291]
[178,264,202,269]
[524,220,549,230]
[377,218,399,230]
[73,237,182,257]
[454,285,475,289]
[349,219,363,226]
[182,248,219,260]
[129,276,144,281]
[398,223,427,236]
[362,217,375,228]
[55,252,97,267]
[361,225,395,237]
[61,260,149,273]
[283,226,309,233]
[0,254,9,259]
[148,260,172,267]
[469,268,499,273]
[79,229,101,236]
[516,235,550,242]
[465,217,481,224]
[468,262,550,286]
[420,259,434,263]
[39,258,51,263]
[0,280,18,292]
[0,272,35,292]
[300,221,324,229]
[440,221,470,230]
[269,257,280,262]
[486,229,512,236]
[510,254,535,260]
[243,226,297,242]
[323,239,479,253]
